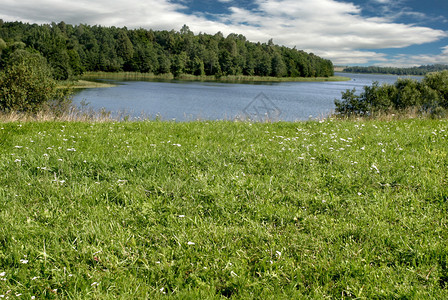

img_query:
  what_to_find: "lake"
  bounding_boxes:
[72,73,422,121]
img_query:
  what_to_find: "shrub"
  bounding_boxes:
[334,71,448,117]
[423,70,448,108]
[0,50,71,113]
[334,88,364,116]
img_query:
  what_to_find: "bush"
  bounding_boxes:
[334,71,447,117]
[423,70,448,108]
[0,50,71,113]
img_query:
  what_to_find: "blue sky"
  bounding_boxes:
[1,0,447,66]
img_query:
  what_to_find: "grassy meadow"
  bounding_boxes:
[0,119,448,298]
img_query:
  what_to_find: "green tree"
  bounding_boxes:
[116,30,134,62]
[394,78,422,109]
[171,52,188,76]
[271,52,287,77]
[0,50,71,113]
[423,70,448,108]
[0,38,6,55]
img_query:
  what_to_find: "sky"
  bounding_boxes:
[0,0,447,66]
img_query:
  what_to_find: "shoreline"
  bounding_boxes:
[80,71,351,84]
[59,79,117,89]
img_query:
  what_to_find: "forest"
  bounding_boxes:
[0,20,334,80]
[343,64,448,75]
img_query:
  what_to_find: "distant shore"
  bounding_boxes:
[80,71,350,84]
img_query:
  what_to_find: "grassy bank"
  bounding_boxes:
[59,80,117,89]
[1,119,447,298]
[82,71,350,83]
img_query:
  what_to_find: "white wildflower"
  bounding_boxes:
[187,241,195,245]
[20,259,28,264]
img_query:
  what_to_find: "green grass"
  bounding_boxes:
[0,119,448,298]
[58,80,117,89]
[82,72,350,83]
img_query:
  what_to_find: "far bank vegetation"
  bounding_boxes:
[0,20,334,81]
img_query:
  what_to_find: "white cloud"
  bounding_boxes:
[313,49,389,65]
[0,0,446,66]
[377,45,448,67]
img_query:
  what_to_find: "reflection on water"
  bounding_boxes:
[72,73,422,121]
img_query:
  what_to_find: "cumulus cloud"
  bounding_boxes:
[0,0,446,65]
[379,45,448,67]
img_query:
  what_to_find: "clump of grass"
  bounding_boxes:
[0,119,447,298]
[0,107,116,123]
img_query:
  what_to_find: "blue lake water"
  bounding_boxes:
[72,73,422,121]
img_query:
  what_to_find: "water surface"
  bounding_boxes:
[73,73,421,121]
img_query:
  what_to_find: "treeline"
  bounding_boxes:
[334,70,448,117]
[0,20,333,80]
[343,65,448,76]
